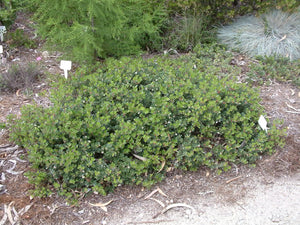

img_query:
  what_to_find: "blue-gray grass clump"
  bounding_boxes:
[217,10,300,60]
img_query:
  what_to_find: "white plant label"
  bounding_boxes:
[60,60,72,79]
[0,26,6,42]
[0,45,3,54]
[258,115,268,132]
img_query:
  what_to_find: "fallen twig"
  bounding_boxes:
[0,145,18,153]
[226,176,242,184]
[285,111,300,114]
[18,204,33,216]
[147,198,165,208]
[12,206,19,223]
[144,189,158,199]
[7,202,15,225]
[127,219,174,224]
[153,203,196,219]
[144,187,167,200]
[198,190,214,196]
[157,187,167,198]
[286,103,300,112]
[6,159,23,175]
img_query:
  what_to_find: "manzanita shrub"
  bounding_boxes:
[9,54,285,200]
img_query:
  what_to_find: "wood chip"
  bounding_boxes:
[0,205,8,225]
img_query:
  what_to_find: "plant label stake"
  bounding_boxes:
[0,45,3,64]
[0,26,6,42]
[60,60,72,79]
[258,115,268,132]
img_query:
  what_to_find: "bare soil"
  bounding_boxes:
[0,13,299,225]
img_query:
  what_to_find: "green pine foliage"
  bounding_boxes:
[0,0,23,26]
[9,52,285,199]
[27,0,166,62]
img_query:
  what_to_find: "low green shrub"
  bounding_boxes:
[0,0,25,27]
[9,55,285,199]
[0,122,6,129]
[246,56,300,87]
[0,0,16,27]
[7,29,37,48]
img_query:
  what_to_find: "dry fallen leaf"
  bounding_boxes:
[166,167,173,172]
[89,200,113,212]
[157,160,165,173]
[133,154,147,161]
[278,34,287,42]
[16,89,21,97]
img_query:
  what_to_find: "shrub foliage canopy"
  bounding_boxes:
[9,49,285,198]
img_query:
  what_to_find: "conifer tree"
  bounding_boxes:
[28,0,166,62]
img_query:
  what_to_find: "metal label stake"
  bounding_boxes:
[0,26,6,42]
